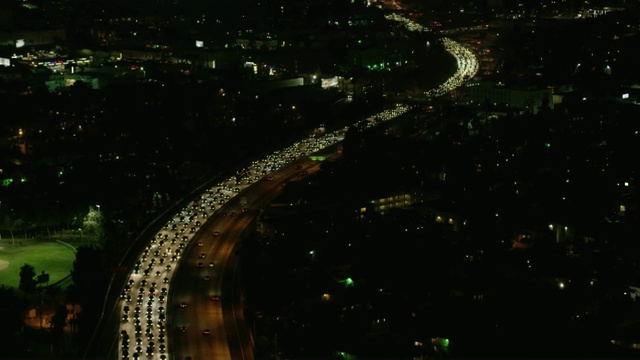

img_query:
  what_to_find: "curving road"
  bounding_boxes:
[170,149,341,360]
[111,11,479,360]
[112,123,360,360]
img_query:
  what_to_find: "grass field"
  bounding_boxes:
[0,239,77,290]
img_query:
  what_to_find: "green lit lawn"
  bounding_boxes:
[0,240,76,290]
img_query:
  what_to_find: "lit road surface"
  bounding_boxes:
[385,13,480,98]
[171,154,334,360]
[112,105,411,360]
[122,15,477,356]
[163,107,407,360]
[103,12,478,360]
[93,9,477,359]
[170,210,249,360]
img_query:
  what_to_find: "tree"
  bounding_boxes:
[45,284,62,309]
[65,284,80,334]
[102,211,129,266]
[0,285,28,357]
[82,205,104,244]
[1,215,17,245]
[51,304,68,330]
[19,263,37,296]
[70,246,108,345]
[51,304,68,340]
[15,218,28,241]
[71,246,107,305]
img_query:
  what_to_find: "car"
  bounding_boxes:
[202,329,211,335]
[179,302,187,308]
[199,253,206,259]
[179,326,187,333]
[197,262,204,268]
[213,231,220,236]
[203,275,211,281]
[208,262,215,268]
[211,295,220,301]
[197,241,203,246]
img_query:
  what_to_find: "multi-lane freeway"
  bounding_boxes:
[111,104,412,360]
[108,11,479,360]
[170,150,339,360]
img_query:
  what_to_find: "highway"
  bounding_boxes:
[112,105,412,360]
[83,11,479,359]
[110,14,479,359]
[170,151,337,360]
